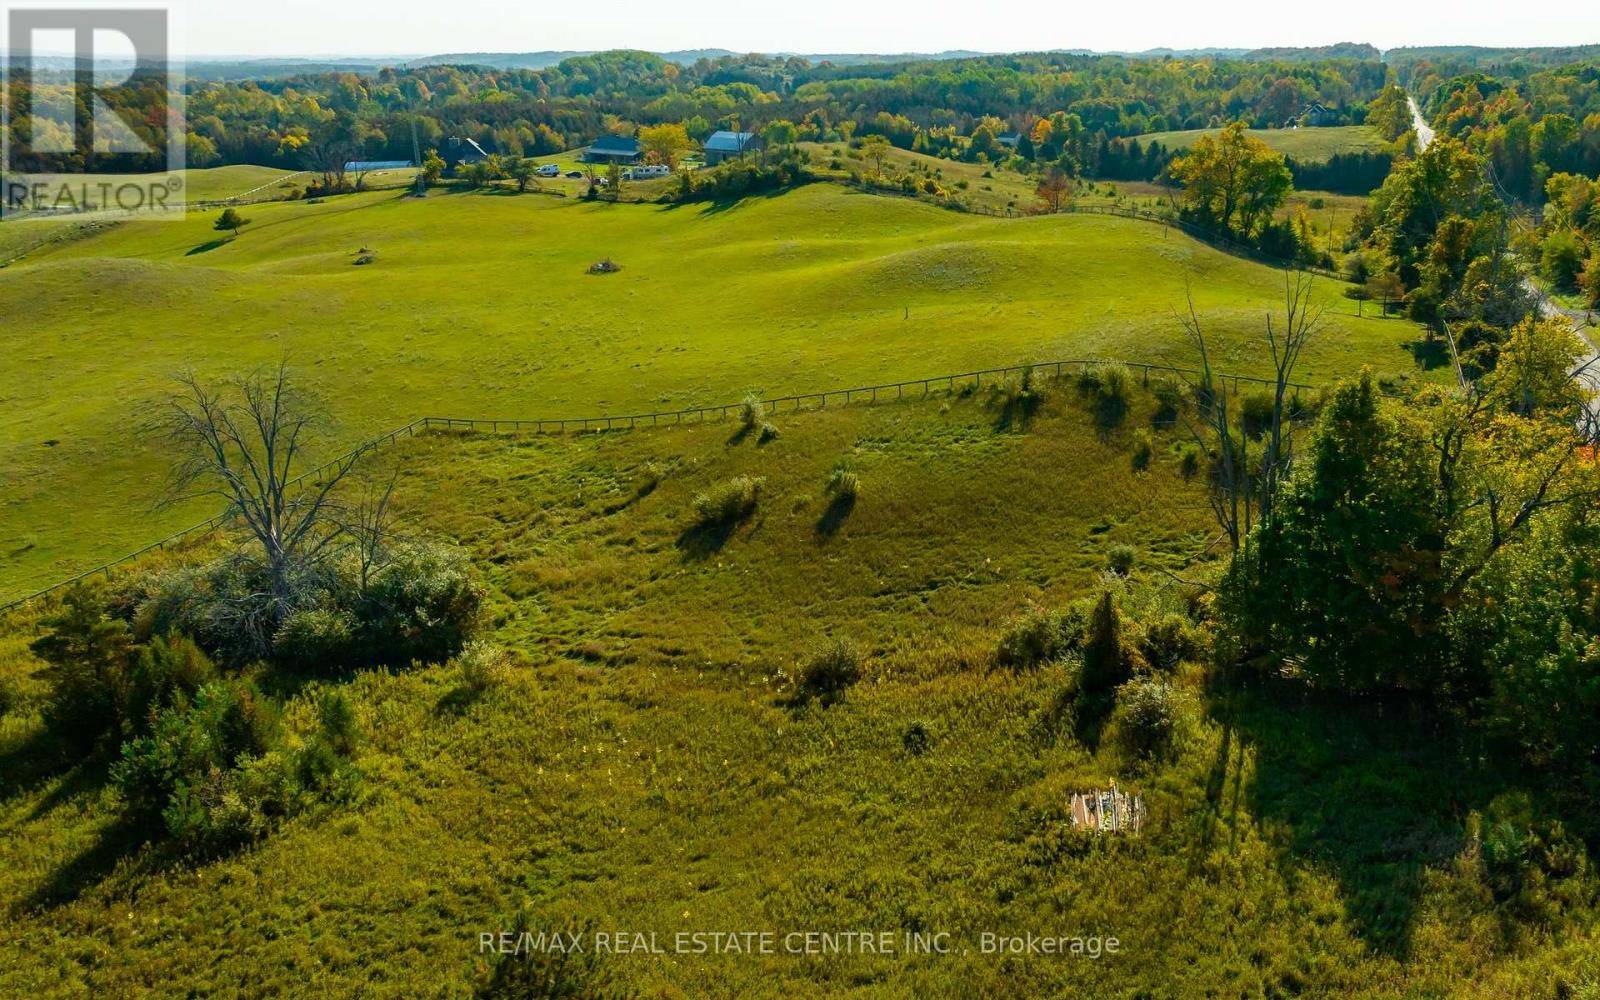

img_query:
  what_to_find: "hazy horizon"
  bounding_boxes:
[5,0,1596,61]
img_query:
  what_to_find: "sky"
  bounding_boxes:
[27,0,1600,58]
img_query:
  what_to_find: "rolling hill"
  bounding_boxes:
[0,182,1434,601]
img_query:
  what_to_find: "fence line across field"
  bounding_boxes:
[0,357,1316,613]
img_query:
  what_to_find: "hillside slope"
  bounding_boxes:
[0,183,1433,599]
[3,390,1590,997]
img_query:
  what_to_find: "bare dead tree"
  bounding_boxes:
[165,364,358,628]
[1171,272,1321,553]
[1257,271,1325,519]
[299,137,356,192]
[1173,294,1253,554]
[343,474,402,594]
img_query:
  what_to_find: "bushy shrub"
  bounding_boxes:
[1131,431,1154,471]
[995,603,1090,669]
[1106,543,1136,576]
[796,638,862,707]
[990,365,1044,428]
[1138,613,1208,670]
[458,640,509,692]
[112,678,280,834]
[825,465,860,500]
[738,392,764,431]
[124,633,218,739]
[1473,792,1592,919]
[1151,377,1182,426]
[133,554,334,665]
[1241,391,1275,439]
[113,680,360,852]
[757,421,781,444]
[273,607,358,672]
[902,720,932,755]
[355,542,483,668]
[1177,443,1202,480]
[692,475,765,528]
[298,691,362,796]
[1114,677,1178,759]
[1078,362,1132,426]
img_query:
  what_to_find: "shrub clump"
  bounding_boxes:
[1113,677,1179,760]
[1151,377,1182,426]
[1106,543,1137,576]
[458,640,509,692]
[692,475,765,528]
[995,602,1091,669]
[738,392,764,431]
[989,365,1045,429]
[1241,391,1275,439]
[825,465,860,501]
[902,720,932,755]
[1078,362,1132,426]
[1177,443,1203,480]
[1138,613,1209,670]
[1131,431,1154,471]
[757,421,781,444]
[131,540,482,672]
[110,682,361,854]
[796,638,863,707]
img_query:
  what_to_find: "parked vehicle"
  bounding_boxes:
[535,163,560,177]
[565,171,583,178]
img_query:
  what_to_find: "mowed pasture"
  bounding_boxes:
[0,182,1434,599]
[3,392,1589,997]
[1134,125,1392,161]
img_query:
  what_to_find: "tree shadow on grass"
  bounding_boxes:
[992,393,1042,433]
[676,518,746,561]
[657,181,809,218]
[185,238,230,256]
[1404,338,1451,371]
[814,494,856,538]
[15,816,152,914]
[434,684,485,717]
[1209,672,1501,959]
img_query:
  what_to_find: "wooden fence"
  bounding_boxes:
[0,357,1317,613]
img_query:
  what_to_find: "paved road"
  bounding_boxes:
[1528,281,1600,429]
[1412,90,1597,426]
[1408,95,1435,151]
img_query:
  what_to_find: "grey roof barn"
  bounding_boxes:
[703,130,763,164]
[584,135,641,163]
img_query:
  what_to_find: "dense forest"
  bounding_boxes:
[2,49,1389,174]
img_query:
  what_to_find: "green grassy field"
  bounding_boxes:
[3,388,1592,997]
[0,182,1437,602]
[1134,125,1392,161]
[798,141,1371,253]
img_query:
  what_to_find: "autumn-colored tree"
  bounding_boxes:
[1167,121,1293,238]
[638,123,692,169]
[859,134,891,179]
[420,149,445,187]
[1035,167,1073,213]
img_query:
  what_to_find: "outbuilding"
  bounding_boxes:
[702,131,764,165]
[584,135,642,164]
